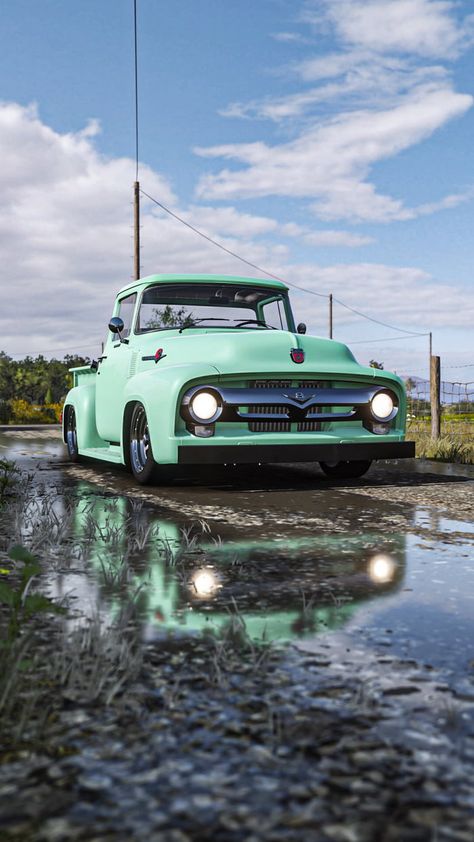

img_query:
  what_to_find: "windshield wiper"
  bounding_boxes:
[178,318,229,334]
[233,319,276,329]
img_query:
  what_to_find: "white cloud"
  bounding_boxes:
[213,0,474,226]
[0,102,472,364]
[286,261,474,329]
[197,85,472,221]
[306,0,474,59]
[303,230,374,247]
[271,31,311,45]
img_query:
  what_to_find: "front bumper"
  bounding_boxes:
[178,440,415,465]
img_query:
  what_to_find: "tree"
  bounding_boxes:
[143,305,192,330]
[0,352,14,401]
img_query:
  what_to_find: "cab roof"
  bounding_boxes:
[117,273,288,296]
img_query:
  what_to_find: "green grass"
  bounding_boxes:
[408,425,474,464]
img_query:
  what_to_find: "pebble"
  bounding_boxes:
[77,772,113,791]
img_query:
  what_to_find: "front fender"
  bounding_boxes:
[123,363,219,463]
[63,384,104,451]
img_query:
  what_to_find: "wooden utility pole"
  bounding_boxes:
[134,180,140,281]
[329,293,333,339]
[430,354,441,439]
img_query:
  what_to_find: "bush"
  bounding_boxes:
[9,399,57,425]
[46,402,63,423]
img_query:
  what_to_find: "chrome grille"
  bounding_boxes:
[248,380,291,432]
[248,380,328,433]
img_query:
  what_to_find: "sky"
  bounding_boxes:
[1,0,474,380]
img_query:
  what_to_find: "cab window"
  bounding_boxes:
[116,293,137,339]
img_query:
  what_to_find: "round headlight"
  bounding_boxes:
[371,392,394,421]
[190,391,219,422]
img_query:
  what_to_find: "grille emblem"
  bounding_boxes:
[290,348,305,364]
[283,391,311,404]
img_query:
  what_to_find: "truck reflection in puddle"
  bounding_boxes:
[65,487,406,642]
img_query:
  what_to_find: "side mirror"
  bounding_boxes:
[297,322,307,335]
[109,316,125,341]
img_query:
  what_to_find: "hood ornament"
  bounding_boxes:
[290,348,305,364]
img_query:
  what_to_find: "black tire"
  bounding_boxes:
[65,406,81,462]
[129,402,160,485]
[319,460,372,479]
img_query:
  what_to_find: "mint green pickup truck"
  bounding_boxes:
[63,274,414,484]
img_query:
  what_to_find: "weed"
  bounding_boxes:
[0,544,65,641]
[408,426,474,464]
[0,459,18,504]
[206,598,272,687]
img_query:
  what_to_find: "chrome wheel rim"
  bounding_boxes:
[66,408,77,456]
[130,405,150,473]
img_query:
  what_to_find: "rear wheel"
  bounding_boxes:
[129,402,160,485]
[65,406,80,462]
[319,460,372,479]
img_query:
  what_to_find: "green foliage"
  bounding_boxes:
[0,397,11,423]
[0,459,18,504]
[0,545,65,641]
[0,352,90,407]
[144,305,192,330]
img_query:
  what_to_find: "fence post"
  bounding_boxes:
[430,355,441,439]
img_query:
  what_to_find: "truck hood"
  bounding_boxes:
[138,328,374,379]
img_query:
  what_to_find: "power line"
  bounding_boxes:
[133,0,139,182]
[346,332,430,345]
[140,187,429,334]
[334,298,427,336]
[142,189,329,299]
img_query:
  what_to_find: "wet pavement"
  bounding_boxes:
[1,429,474,840]
[1,428,474,677]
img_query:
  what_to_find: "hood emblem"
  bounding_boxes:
[141,348,167,363]
[290,348,305,364]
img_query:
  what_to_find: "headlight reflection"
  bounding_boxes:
[368,553,396,584]
[191,568,220,598]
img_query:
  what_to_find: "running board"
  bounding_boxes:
[79,446,124,464]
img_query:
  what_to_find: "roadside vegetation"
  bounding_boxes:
[0,351,89,424]
[408,423,474,464]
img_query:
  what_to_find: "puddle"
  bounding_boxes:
[0,429,64,462]
[45,487,406,642]
[415,507,474,537]
[1,433,474,682]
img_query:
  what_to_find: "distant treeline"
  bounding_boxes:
[0,352,90,423]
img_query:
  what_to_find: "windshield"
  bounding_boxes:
[135,283,293,333]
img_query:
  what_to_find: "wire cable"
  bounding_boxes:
[140,188,431,335]
[141,189,328,298]
[334,297,427,336]
[345,332,430,345]
[133,0,139,181]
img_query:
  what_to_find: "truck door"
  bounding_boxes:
[96,292,137,443]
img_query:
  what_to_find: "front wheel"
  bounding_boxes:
[128,402,161,484]
[319,460,372,479]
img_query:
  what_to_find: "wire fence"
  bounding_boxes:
[406,377,474,441]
